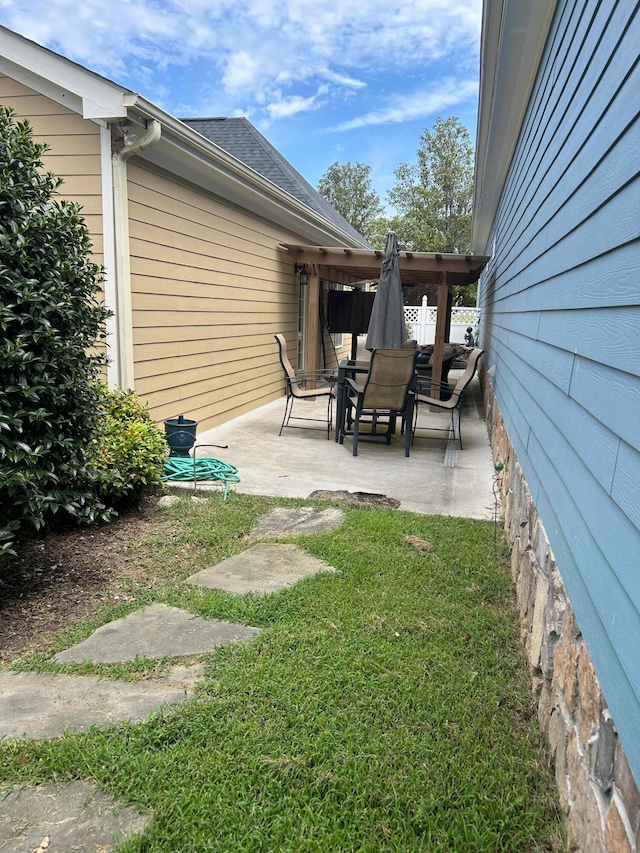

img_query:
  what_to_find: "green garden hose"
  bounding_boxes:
[162,457,240,500]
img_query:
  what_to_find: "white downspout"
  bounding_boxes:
[99,124,119,387]
[111,119,161,389]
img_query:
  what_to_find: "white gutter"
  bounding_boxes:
[111,119,162,389]
[123,94,367,249]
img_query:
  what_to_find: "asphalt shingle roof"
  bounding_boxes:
[182,117,370,247]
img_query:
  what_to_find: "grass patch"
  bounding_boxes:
[1,494,564,851]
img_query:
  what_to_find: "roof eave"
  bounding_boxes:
[125,96,368,248]
[0,25,365,248]
[0,25,128,119]
[472,0,557,252]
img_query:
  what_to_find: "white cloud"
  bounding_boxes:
[222,51,261,91]
[321,70,367,90]
[0,0,481,126]
[0,0,480,85]
[329,78,480,131]
[265,85,328,121]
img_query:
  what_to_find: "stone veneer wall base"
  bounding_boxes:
[482,371,640,852]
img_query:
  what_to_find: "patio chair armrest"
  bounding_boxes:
[295,370,338,389]
[345,376,364,396]
[415,377,450,394]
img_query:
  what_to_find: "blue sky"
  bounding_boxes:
[0,0,482,210]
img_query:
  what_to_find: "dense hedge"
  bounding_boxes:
[0,107,111,556]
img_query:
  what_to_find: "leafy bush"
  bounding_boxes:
[0,107,111,556]
[92,385,167,509]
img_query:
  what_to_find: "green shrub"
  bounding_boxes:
[0,107,111,557]
[92,385,167,509]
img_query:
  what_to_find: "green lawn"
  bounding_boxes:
[1,495,565,851]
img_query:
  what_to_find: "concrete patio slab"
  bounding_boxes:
[184,375,496,520]
[187,543,336,594]
[54,604,260,664]
[0,664,202,741]
[0,780,148,853]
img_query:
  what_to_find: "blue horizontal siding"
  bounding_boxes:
[495,338,620,492]
[538,306,640,376]
[478,0,640,781]
[526,430,640,778]
[498,60,640,286]
[492,323,575,394]
[497,0,639,276]
[569,357,640,452]
[612,441,640,530]
[488,242,640,313]
[495,180,640,303]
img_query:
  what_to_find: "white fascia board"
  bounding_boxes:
[472,0,557,252]
[124,95,366,249]
[0,26,127,119]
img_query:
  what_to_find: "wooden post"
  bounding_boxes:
[304,264,320,375]
[430,275,450,399]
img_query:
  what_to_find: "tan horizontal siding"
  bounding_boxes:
[0,73,106,365]
[128,253,284,288]
[130,219,288,268]
[127,160,301,428]
[128,272,293,303]
[0,74,103,219]
[143,371,282,424]
[134,339,278,375]
[133,321,297,346]
[132,290,293,314]
[1,91,83,117]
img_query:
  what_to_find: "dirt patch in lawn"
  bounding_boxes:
[0,496,172,665]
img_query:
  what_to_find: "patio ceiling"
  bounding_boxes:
[280,244,490,287]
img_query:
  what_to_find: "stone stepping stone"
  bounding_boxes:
[249,506,344,539]
[187,543,335,594]
[54,604,260,664]
[0,664,202,741]
[0,780,148,852]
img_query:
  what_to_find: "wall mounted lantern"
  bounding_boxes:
[294,262,309,286]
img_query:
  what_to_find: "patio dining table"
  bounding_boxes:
[335,359,371,443]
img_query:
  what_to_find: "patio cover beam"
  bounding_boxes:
[281,244,489,380]
[281,245,489,287]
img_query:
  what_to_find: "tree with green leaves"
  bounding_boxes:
[387,116,475,304]
[0,107,111,556]
[388,116,474,255]
[317,161,384,244]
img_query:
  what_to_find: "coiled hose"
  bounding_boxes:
[162,457,240,500]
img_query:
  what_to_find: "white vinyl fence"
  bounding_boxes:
[404,297,480,345]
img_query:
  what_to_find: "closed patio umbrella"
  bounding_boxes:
[365,231,406,350]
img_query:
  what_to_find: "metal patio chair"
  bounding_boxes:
[412,348,484,449]
[274,334,336,439]
[341,347,417,456]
